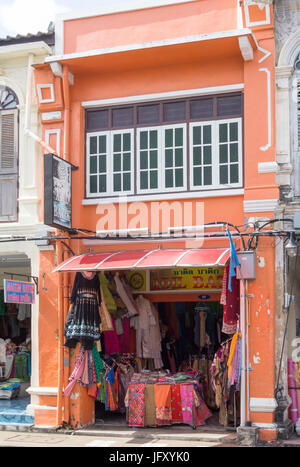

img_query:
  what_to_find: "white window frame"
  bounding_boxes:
[137,124,187,194]
[189,118,243,190]
[162,123,187,192]
[86,129,134,197]
[110,128,135,196]
[137,126,162,194]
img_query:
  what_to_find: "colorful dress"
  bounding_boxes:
[64,272,101,350]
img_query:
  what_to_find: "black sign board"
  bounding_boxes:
[44,153,74,231]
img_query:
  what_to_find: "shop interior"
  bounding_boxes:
[64,266,241,430]
[0,255,32,424]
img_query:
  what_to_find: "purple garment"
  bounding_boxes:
[104,317,120,354]
[118,317,130,354]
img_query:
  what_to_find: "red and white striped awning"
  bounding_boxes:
[53,248,230,272]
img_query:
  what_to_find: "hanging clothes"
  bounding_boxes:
[98,272,117,316]
[133,296,163,369]
[114,274,139,317]
[64,272,101,350]
[221,264,240,335]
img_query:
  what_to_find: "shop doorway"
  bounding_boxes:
[0,254,33,426]
[94,299,240,430]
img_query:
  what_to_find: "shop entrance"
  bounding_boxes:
[94,296,240,430]
[0,254,33,426]
[63,264,241,431]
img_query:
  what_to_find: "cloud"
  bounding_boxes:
[0,0,69,36]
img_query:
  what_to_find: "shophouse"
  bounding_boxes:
[0,29,54,424]
[32,0,285,443]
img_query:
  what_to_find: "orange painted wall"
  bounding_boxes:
[33,0,278,436]
[63,0,238,55]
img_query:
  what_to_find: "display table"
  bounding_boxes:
[125,371,212,428]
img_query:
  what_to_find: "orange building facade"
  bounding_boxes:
[31,0,283,442]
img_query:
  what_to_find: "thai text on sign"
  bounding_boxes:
[4,279,35,304]
[150,267,224,291]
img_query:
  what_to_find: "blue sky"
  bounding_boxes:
[0,0,129,38]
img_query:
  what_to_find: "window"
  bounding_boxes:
[0,86,18,222]
[86,130,134,197]
[86,93,243,198]
[190,118,242,189]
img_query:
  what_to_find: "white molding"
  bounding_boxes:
[259,67,272,151]
[0,41,52,57]
[82,84,245,109]
[258,161,278,173]
[37,83,55,104]
[238,36,254,61]
[243,199,278,212]
[27,386,58,396]
[251,423,278,430]
[250,397,278,412]
[46,29,252,65]
[42,111,62,121]
[45,129,61,156]
[278,29,300,68]
[244,2,271,27]
[83,188,244,205]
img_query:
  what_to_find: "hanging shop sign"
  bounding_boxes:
[127,267,223,293]
[44,153,77,232]
[3,279,35,304]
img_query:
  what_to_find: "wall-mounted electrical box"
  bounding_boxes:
[236,251,256,280]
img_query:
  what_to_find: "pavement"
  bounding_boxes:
[1,421,300,447]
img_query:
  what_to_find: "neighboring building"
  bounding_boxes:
[274,0,300,436]
[32,0,286,443]
[0,29,54,423]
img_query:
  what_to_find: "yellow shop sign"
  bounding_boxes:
[150,267,224,291]
[127,267,224,293]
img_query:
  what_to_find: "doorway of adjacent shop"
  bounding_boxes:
[0,254,33,426]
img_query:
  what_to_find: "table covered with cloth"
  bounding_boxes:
[124,371,212,428]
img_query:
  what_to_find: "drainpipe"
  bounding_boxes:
[24,53,57,154]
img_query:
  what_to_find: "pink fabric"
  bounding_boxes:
[180,384,194,427]
[288,359,299,425]
[64,349,86,397]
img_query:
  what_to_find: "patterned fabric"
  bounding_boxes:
[154,384,172,426]
[144,384,156,427]
[64,348,86,397]
[180,384,194,427]
[222,266,240,335]
[128,383,145,427]
[171,384,183,423]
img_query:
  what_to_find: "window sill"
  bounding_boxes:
[82,188,244,205]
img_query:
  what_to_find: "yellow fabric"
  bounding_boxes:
[98,272,117,315]
[227,332,242,379]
